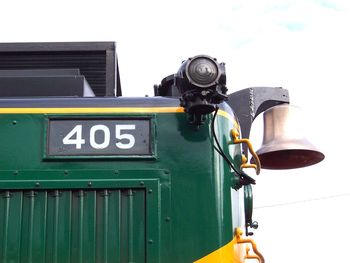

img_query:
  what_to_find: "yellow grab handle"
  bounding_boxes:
[241,154,258,171]
[235,228,265,263]
[230,129,261,175]
[244,247,263,262]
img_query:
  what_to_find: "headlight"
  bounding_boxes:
[154,54,227,125]
[186,56,219,88]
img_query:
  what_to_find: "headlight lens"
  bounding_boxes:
[186,56,219,87]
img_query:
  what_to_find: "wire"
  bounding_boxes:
[255,192,350,209]
[211,106,242,176]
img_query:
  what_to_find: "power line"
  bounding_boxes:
[254,192,350,209]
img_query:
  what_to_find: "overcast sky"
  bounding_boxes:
[1,0,349,262]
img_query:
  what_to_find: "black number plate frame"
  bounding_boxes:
[45,117,155,159]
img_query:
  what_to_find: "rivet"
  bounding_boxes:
[13,170,18,175]
[88,182,92,187]
[148,189,153,194]
[148,239,154,244]
[12,120,17,125]
[64,170,69,175]
[35,182,40,187]
[140,181,145,186]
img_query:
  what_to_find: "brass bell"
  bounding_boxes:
[255,104,325,169]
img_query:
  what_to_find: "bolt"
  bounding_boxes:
[251,221,259,229]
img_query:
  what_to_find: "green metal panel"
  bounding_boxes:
[0,103,241,262]
[0,188,146,263]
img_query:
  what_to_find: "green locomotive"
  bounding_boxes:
[0,42,324,263]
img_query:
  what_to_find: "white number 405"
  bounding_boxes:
[62,124,136,150]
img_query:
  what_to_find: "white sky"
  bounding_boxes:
[1,0,349,262]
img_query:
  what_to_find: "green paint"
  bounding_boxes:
[0,108,242,262]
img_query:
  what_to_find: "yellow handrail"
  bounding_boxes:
[235,228,265,263]
[241,154,258,171]
[229,129,261,175]
[244,247,262,263]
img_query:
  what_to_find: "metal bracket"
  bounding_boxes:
[227,87,289,157]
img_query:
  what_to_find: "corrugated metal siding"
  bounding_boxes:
[0,189,146,263]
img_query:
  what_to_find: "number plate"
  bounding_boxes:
[47,118,152,157]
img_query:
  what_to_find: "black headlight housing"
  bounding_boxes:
[154,55,228,125]
[176,55,227,115]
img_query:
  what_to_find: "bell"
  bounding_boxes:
[255,104,325,169]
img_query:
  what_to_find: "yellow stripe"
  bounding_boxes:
[218,109,239,128]
[193,238,243,263]
[0,107,238,127]
[0,107,185,114]
[0,107,233,115]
